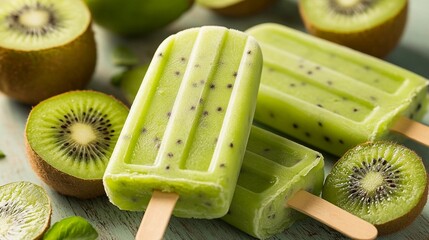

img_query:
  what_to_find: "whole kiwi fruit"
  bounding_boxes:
[83,0,194,36]
[0,0,96,104]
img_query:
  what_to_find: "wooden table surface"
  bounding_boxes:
[1,0,428,239]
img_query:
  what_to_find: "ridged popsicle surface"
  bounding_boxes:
[247,23,428,156]
[104,26,262,218]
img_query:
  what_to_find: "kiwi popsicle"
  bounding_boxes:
[103,26,262,218]
[246,23,428,156]
[222,126,325,239]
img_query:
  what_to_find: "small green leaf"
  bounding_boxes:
[112,46,139,67]
[43,216,98,240]
[0,150,5,159]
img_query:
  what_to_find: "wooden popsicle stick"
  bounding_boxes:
[135,191,179,240]
[287,190,378,240]
[391,116,429,146]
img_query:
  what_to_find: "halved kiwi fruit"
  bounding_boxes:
[0,0,96,104]
[323,141,428,235]
[0,181,51,239]
[298,0,408,57]
[25,90,129,199]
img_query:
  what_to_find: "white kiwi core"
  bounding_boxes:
[336,0,360,8]
[70,123,96,145]
[19,9,50,28]
[360,171,383,194]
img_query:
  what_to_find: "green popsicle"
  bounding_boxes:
[222,126,324,239]
[103,26,262,219]
[246,23,428,156]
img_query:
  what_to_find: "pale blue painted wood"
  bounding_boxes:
[1,1,428,239]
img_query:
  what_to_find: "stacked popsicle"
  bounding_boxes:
[103,24,385,240]
[223,126,324,239]
[246,23,428,156]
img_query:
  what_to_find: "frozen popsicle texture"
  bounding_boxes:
[246,23,428,156]
[103,26,262,218]
[222,126,324,239]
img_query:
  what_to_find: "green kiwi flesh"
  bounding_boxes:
[0,181,51,239]
[0,0,96,104]
[25,91,129,199]
[299,0,408,57]
[323,141,428,235]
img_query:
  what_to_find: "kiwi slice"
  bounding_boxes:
[298,0,408,57]
[0,0,96,104]
[0,181,51,239]
[25,91,129,199]
[323,141,428,235]
[197,0,277,17]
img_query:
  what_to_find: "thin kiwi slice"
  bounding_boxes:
[25,91,128,199]
[298,0,408,57]
[323,141,428,235]
[0,181,51,239]
[0,0,96,104]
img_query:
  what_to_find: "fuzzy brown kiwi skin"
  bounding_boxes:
[299,1,407,58]
[25,140,105,199]
[212,0,278,17]
[0,24,97,105]
[24,90,129,199]
[376,173,428,235]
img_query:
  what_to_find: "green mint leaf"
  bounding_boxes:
[43,216,98,240]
